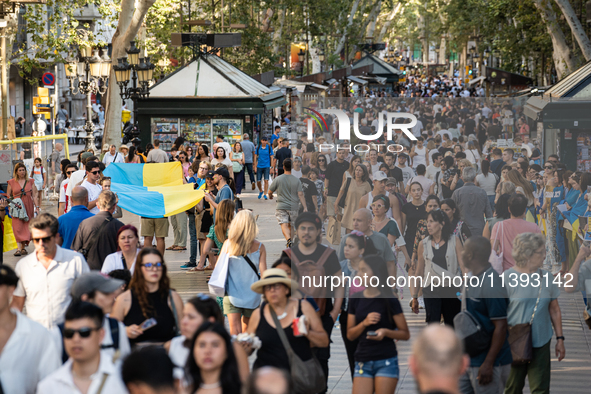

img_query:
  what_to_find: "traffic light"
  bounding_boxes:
[466,65,472,75]
[400,66,406,75]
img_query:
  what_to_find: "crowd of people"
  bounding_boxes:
[1,93,591,394]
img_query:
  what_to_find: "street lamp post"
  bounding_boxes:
[297,48,305,78]
[318,50,325,72]
[113,41,155,146]
[65,45,111,153]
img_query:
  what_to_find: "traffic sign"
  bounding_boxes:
[42,72,55,86]
[32,118,47,133]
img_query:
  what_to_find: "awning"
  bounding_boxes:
[469,76,486,86]
[325,78,337,85]
[311,83,329,90]
[359,76,387,85]
[347,76,368,85]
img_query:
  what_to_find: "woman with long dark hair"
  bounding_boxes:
[185,322,242,394]
[411,210,464,324]
[440,198,472,245]
[197,144,210,162]
[166,296,249,384]
[339,232,378,378]
[231,142,245,195]
[211,147,232,170]
[112,248,184,345]
[347,255,410,394]
[317,154,328,181]
[401,182,427,257]
[483,193,512,239]
[126,145,141,163]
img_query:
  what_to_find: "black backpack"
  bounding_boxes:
[58,317,119,363]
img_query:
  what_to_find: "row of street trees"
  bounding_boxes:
[5,0,591,144]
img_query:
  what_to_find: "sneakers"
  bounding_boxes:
[264,195,268,200]
[251,182,256,190]
[258,192,263,199]
[286,238,292,248]
[180,263,196,270]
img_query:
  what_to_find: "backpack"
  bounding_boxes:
[394,191,407,208]
[284,246,334,316]
[257,144,273,162]
[58,317,119,363]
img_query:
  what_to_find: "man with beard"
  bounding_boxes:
[286,212,343,393]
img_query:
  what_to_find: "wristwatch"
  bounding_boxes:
[556,336,565,341]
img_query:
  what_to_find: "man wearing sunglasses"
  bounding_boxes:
[81,161,103,214]
[0,265,61,394]
[11,214,90,329]
[58,163,78,217]
[37,302,127,394]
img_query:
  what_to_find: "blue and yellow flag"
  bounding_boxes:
[103,162,205,218]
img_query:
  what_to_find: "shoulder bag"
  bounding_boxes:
[337,178,352,208]
[78,217,112,259]
[169,290,181,336]
[489,221,504,274]
[507,282,542,366]
[453,279,491,357]
[269,303,326,394]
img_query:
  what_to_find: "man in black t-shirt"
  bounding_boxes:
[299,166,317,214]
[325,149,350,218]
[290,212,343,393]
[273,139,292,176]
[384,152,404,192]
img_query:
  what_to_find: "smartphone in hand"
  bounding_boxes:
[140,318,157,330]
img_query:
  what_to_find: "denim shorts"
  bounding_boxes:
[257,167,270,181]
[353,356,399,379]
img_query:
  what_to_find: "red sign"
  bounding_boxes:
[42,72,55,86]
[91,93,97,104]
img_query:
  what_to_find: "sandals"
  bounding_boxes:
[186,266,205,273]
[166,245,178,250]
[21,249,28,255]
[14,250,21,257]
[174,246,187,251]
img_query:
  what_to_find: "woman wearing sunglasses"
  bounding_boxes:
[58,163,77,216]
[7,162,39,256]
[111,248,184,346]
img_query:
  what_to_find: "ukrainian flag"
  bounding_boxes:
[103,162,205,218]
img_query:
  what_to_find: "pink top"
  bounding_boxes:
[491,218,541,271]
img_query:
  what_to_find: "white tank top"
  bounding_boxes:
[366,191,393,218]
[413,146,427,168]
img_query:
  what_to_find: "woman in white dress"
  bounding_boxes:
[101,225,141,275]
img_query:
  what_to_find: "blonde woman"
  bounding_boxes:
[223,210,267,335]
[7,162,38,255]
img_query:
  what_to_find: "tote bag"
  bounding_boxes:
[208,252,230,297]
[489,221,504,274]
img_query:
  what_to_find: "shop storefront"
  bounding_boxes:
[524,62,591,170]
[137,54,286,153]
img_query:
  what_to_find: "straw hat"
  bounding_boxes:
[250,268,298,294]
[119,144,129,152]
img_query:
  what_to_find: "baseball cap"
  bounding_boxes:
[81,152,93,160]
[295,212,322,230]
[386,177,398,186]
[206,171,215,179]
[71,272,124,299]
[214,166,230,179]
[373,171,388,181]
[261,136,268,141]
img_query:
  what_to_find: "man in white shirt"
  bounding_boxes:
[66,154,99,200]
[11,213,90,329]
[101,145,124,167]
[411,117,424,138]
[0,265,61,394]
[37,302,127,394]
[81,161,103,214]
[396,153,415,188]
[426,152,442,181]
[215,134,232,159]
[59,163,77,216]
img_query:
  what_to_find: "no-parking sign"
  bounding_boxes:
[42,72,55,86]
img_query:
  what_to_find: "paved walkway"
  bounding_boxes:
[5,185,591,393]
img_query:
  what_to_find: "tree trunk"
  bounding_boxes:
[345,0,382,63]
[261,8,274,33]
[377,3,402,42]
[532,0,576,79]
[554,0,591,61]
[333,0,362,57]
[439,35,447,64]
[309,46,321,74]
[104,0,157,148]
[272,8,285,54]
[365,0,383,40]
